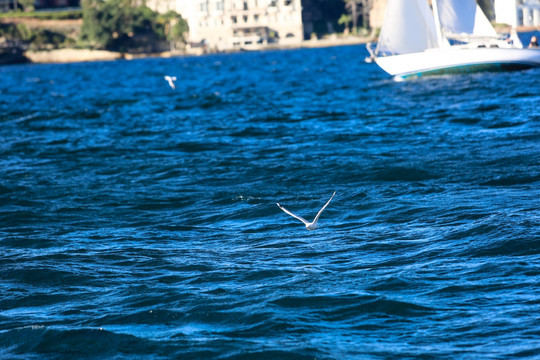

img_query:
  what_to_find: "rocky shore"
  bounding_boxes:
[0,40,27,64]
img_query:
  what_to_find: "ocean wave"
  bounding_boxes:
[0,327,159,358]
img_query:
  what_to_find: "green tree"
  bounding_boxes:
[80,0,153,50]
[338,13,352,33]
[19,0,34,12]
[80,0,187,52]
[80,0,120,49]
[343,0,371,32]
[344,0,359,32]
[155,10,188,50]
[167,17,188,50]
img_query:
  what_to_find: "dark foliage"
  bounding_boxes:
[80,0,187,52]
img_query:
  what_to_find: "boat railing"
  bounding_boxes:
[444,32,502,44]
[442,31,524,50]
[366,42,376,57]
[366,42,399,58]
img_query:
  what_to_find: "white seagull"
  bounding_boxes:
[164,75,177,89]
[277,192,336,231]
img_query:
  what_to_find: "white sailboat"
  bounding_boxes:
[367,0,540,79]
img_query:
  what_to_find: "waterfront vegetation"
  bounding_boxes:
[0,22,74,50]
[0,0,188,55]
[0,9,82,20]
[80,0,187,52]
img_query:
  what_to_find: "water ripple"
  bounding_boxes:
[0,46,539,359]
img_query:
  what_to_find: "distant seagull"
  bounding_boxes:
[277,192,336,231]
[164,75,177,89]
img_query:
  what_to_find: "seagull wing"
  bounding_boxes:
[277,203,310,226]
[312,191,336,224]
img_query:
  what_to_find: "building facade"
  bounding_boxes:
[368,0,386,30]
[495,0,540,27]
[147,0,303,51]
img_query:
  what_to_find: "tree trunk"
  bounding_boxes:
[352,3,357,31]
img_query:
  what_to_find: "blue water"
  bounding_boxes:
[1,46,539,359]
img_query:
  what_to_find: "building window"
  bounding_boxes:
[243,15,248,23]
[243,1,248,10]
[216,0,224,11]
[269,0,277,6]
[254,14,259,22]
[284,0,292,5]
[232,16,238,24]
[200,1,208,12]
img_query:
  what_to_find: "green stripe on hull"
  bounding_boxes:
[399,63,537,79]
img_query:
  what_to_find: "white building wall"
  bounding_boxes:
[495,0,518,27]
[171,0,303,51]
[535,6,540,24]
[369,0,387,29]
[495,0,540,27]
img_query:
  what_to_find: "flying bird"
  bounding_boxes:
[277,191,336,231]
[164,75,177,89]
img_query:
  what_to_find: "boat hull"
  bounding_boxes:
[374,47,540,78]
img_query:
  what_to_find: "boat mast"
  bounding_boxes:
[431,0,445,47]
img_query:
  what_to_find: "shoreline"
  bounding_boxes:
[15,36,371,65]
[24,48,122,63]
[6,26,540,66]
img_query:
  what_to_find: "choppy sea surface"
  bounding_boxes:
[1,46,539,359]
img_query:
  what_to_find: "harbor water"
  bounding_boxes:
[1,45,539,359]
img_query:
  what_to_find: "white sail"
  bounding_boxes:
[436,0,497,38]
[472,4,497,37]
[371,0,540,78]
[376,0,439,55]
[508,28,523,49]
